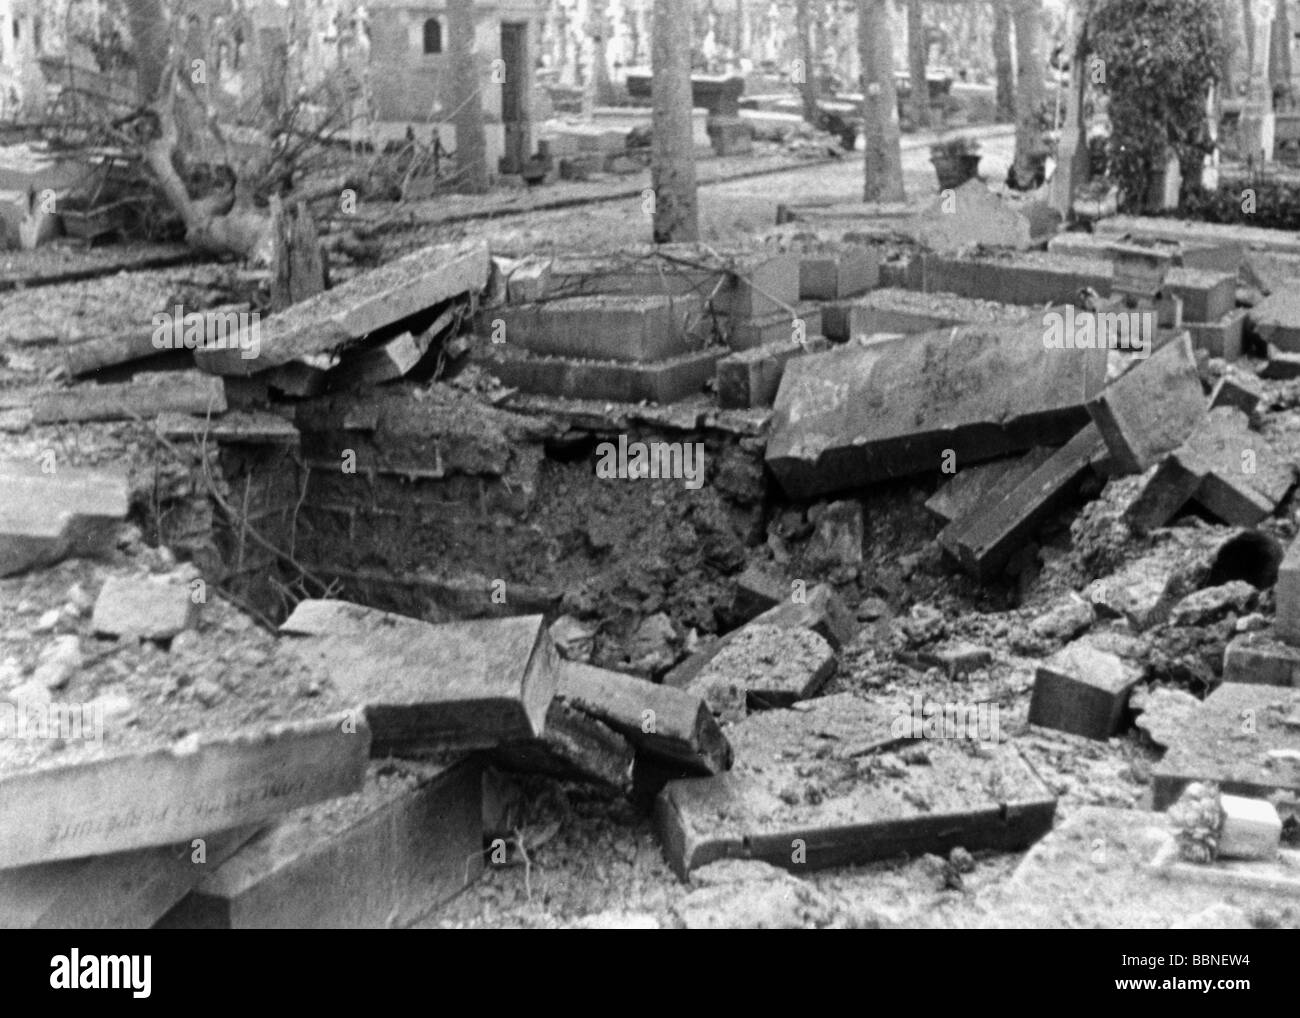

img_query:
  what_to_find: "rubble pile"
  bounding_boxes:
[4,181,1300,928]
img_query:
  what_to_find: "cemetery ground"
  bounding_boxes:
[4,130,1300,931]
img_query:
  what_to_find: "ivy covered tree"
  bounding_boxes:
[1087,0,1226,211]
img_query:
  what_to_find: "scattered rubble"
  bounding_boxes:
[6,168,1300,929]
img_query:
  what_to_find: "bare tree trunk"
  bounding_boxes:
[796,0,819,122]
[1270,0,1293,108]
[449,0,490,192]
[859,0,904,202]
[591,0,616,105]
[271,198,326,311]
[906,0,929,129]
[1220,0,1237,95]
[1242,0,1256,98]
[1011,0,1046,189]
[129,0,169,103]
[126,0,272,260]
[992,1,1014,121]
[651,0,699,241]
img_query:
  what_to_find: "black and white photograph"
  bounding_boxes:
[0,0,1293,968]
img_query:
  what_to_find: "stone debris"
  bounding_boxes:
[766,316,1107,498]
[0,461,128,577]
[92,574,197,640]
[687,624,836,716]
[655,693,1055,878]
[1029,638,1143,741]
[12,195,1300,931]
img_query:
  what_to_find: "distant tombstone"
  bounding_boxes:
[1202,85,1221,190]
[1147,150,1181,211]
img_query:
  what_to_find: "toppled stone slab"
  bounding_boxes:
[157,760,482,929]
[925,458,1021,525]
[750,583,857,650]
[947,424,1106,580]
[1223,630,1300,687]
[92,575,196,640]
[280,600,558,755]
[938,446,1055,557]
[63,332,176,378]
[716,336,829,409]
[1029,637,1143,740]
[911,179,1036,254]
[63,305,256,376]
[477,342,722,405]
[1152,683,1300,809]
[655,693,1055,878]
[1126,407,1296,530]
[766,316,1107,498]
[32,371,227,424]
[1187,412,1296,527]
[492,700,634,790]
[1247,290,1300,353]
[1124,458,1205,533]
[687,624,836,716]
[493,294,709,363]
[0,460,128,577]
[195,239,490,375]
[1209,372,1264,416]
[558,661,732,775]
[1085,333,1205,475]
[328,329,432,389]
[0,827,257,929]
[664,583,855,689]
[0,712,370,869]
